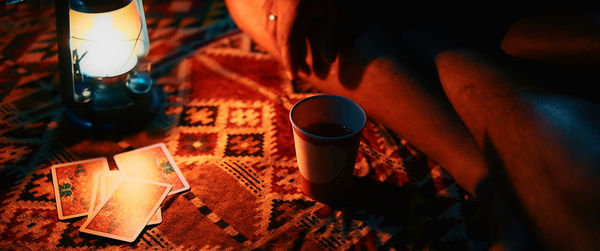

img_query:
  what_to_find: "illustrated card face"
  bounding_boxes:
[79,176,171,242]
[88,173,103,216]
[99,170,162,225]
[100,171,124,203]
[113,143,190,195]
[51,157,110,220]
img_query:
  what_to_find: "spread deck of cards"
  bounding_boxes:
[50,143,190,242]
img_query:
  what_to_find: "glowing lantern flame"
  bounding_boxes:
[69,1,147,77]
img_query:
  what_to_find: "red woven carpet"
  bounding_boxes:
[0,0,487,249]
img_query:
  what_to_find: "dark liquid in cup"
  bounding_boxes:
[302,122,353,137]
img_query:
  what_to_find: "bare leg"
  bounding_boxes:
[436,50,600,250]
[225,0,489,196]
[225,2,600,249]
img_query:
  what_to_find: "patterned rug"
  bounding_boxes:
[0,0,488,250]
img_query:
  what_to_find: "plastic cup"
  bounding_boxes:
[289,94,366,201]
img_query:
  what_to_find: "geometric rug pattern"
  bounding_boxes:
[0,0,488,249]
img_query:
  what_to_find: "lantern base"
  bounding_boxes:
[63,86,162,134]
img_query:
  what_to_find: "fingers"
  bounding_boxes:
[319,8,340,64]
[273,0,340,80]
[274,0,308,80]
[280,38,307,80]
[277,17,295,80]
[279,25,309,80]
[308,31,332,79]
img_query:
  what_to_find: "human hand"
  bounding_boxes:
[262,0,341,80]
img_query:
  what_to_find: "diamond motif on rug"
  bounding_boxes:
[176,132,219,156]
[224,133,264,157]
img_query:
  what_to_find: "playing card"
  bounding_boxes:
[51,157,110,220]
[88,173,103,216]
[99,171,124,203]
[113,143,190,195]
[79,176,171,242]
[100,170,162,225]
[147,205,163,225]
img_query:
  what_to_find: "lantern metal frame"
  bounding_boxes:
[55,0,161,133]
